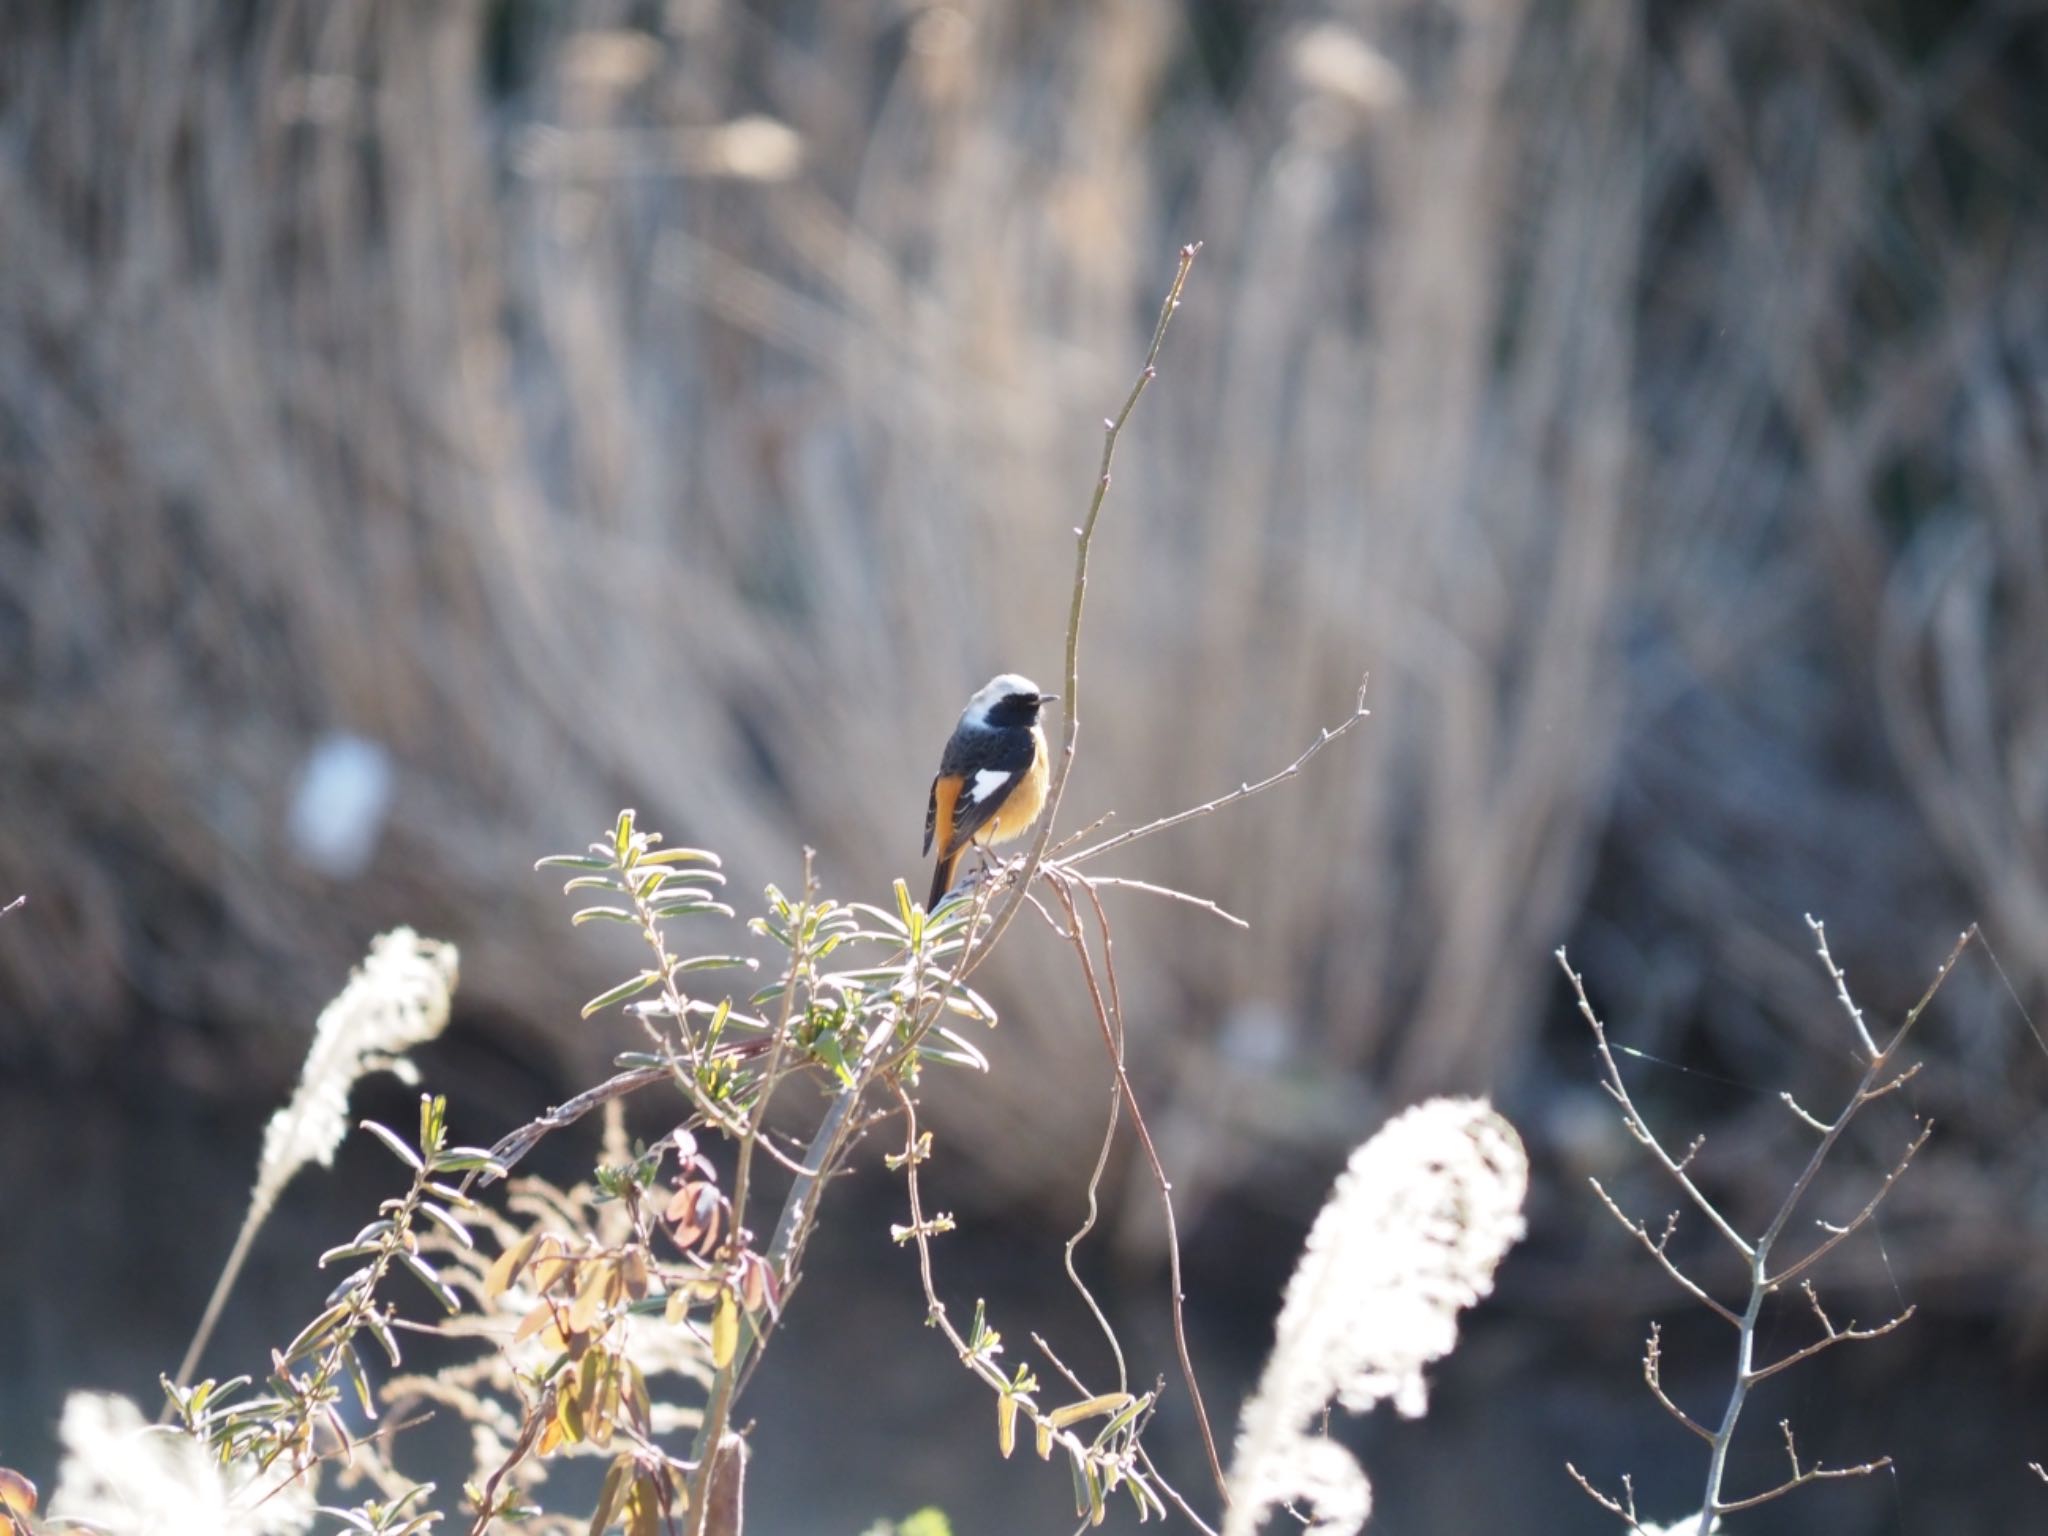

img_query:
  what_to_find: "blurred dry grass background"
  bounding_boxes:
[3,0,2048,1421]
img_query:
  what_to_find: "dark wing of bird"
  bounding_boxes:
[926,726,1037,856]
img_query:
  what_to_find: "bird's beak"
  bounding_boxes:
[1038,691,1060,703]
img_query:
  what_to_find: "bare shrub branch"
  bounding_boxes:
[1562,924,1974,1531]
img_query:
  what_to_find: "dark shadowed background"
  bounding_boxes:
[3,0,2047,1530]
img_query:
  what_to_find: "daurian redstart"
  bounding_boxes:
[923,674,1055,909]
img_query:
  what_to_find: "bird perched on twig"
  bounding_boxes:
[924,674,1056,909]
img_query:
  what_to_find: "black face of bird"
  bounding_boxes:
[983,688,1053,729]
[962,673,1058,732]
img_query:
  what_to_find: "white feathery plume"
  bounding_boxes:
[49,1392,315,1536]
[1223,1097,1529,1536]
[253,927,459,1185]
[172,929,459,1391]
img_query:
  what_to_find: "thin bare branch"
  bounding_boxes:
[1767,1123,1934,1289]
[1045,810,1119,859]
[689,854,819,1534]
[1063,871,1250,928]
[1137,1443,1223,1536]
[1589,1182,1741,1326]
[965,243,1202,972]
[1573,923,1972,1536]
[1644,1324,1715,1443]
[1879,925,1977,1057]
[1020,885,1075,939]
[473,1064,658,1179]
[1566,1464,1645,1531]
[1056,881,1131,1396]
[1046,871,1229,1504]
[1713,1421,1891,1514]
[1560,950,1755,1261]
[1859,1060,1923,1102]
[892,1086,1192,1530]
[1779,1092,1830,1133]
[1746,1281,1914,1384]
[1806,914,1879,1058]
[1066,679,1370,867]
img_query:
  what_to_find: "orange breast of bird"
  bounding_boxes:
[978,732,1049,845]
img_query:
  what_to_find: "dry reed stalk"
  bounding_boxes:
[2,2,2043,1248]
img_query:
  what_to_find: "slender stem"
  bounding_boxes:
[1560,952,1756,1260]
[1059,881,1131,1396]
[688,857,817,1533]
[727,851,814,1262]
[1049,874,1229,1505]
[965,243,1201,974]
[1564,927,1973,1535]
[1693,926,1971,1530]
[171,1196,270,1397]
[890,1083,1190,1528]
[1065,680,1370,867]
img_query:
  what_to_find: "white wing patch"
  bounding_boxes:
[969,768,1012,804]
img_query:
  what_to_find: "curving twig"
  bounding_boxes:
[1042,868,1228,1500]
[1065,679,1371,866]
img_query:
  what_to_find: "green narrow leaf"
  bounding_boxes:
[842,902,909,938]
[639,846,721,866]
[280,1302,352,1363]
[670,954,755,975]
[397,1251,462,1314]
[651,898,735,920]
[536,854,613,871]
[645,867,726,887]
[572,906,640,927]
[582,971,665,1018]
[429,1148,506,1177]
[614,810,636,861]
[918,1027,990,1073]
[317,1245,382,1269]
[357,1121,423,1171]
[417,1201,474,1249]
[1047,1393,1132,1430]
[1095,1392,1148,1444]
[418,1094,446,1155]
[812,1033,855,1088]
[1127,1473,1153,1523]
[943,982,997,1023]
[362,1310,402,1368]
[342,1344,378,1420]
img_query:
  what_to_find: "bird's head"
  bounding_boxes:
[964,673,1057,729]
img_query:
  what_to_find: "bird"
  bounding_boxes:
[924,673,1057,910]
